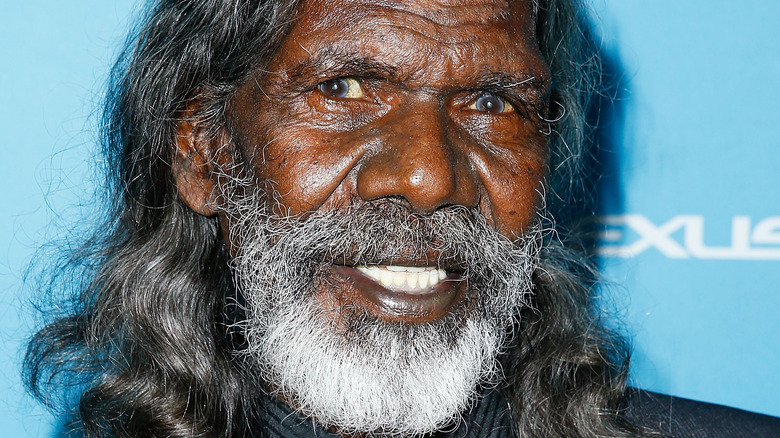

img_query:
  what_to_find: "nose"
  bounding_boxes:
[355,103,479,214]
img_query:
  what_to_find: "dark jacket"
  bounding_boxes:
[624,389,780,438]
[253,388,780,437]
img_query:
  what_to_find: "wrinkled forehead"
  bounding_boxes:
[293,0,537,43]
[264,0,544,86]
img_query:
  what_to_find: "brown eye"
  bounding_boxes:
[318,77,364,99]
[469,93,514,113]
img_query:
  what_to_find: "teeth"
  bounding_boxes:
[393,271,405,287]
[418,271,429,288]
[356,265,448,295]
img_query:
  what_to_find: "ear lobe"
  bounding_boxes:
[172,102,219,216]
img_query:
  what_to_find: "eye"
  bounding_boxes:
[318,77,365,99]
[468,93,514,114]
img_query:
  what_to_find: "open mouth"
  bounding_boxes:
[328,263,466,323]
[354,265,448,294]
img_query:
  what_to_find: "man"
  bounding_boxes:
[24,0,780,437]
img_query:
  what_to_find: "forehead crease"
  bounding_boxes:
[309,2,522,57]
[362,0,512,26]
[287,0,541,85]
[305,0,519,38]
[307,31,522,86]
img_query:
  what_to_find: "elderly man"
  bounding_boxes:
[24,0,780,437]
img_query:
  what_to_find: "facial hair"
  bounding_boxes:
[225,190,543,437]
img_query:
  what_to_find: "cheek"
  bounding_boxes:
[472,151,548,240]
[457,121,549,239]
[492,174,545,239]
[248,125,367,215]
[230,83,382,216]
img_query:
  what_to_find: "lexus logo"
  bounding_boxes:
[598,215,780,260]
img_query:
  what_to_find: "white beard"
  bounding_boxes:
[227,198,542,437]
[255,298,504,436]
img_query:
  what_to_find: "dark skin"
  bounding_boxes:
[174,0,550,434]
[174,0,550,326]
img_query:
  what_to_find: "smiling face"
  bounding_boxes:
[210,0,551,323]
[173,0,551,433]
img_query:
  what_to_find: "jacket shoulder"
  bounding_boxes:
[623,388,780,438]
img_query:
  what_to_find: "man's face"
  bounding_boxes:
[179,0,551,434]
[224,0,551,324]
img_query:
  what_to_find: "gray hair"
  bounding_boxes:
[24,1,650,437]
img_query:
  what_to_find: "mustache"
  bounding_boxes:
[231,198,533,279]
[226,194,544,322]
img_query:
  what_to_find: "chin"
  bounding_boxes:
[249,287,504,437]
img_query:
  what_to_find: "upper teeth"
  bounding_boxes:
[356,265,447,294]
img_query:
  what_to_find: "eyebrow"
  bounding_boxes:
[471,71,547,97]
[282,46,547,98]
[284,48,399,86]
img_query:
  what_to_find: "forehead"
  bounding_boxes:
[298,0,532,33]
[268,0,542,84]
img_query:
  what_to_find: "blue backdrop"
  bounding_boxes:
[2,1,778,436]
[590,0,780,419]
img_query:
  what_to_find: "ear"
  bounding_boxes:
[172,100,219,216]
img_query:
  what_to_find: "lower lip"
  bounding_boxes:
[328,265,465,323]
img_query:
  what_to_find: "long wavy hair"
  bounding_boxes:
[25,0,646,437]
